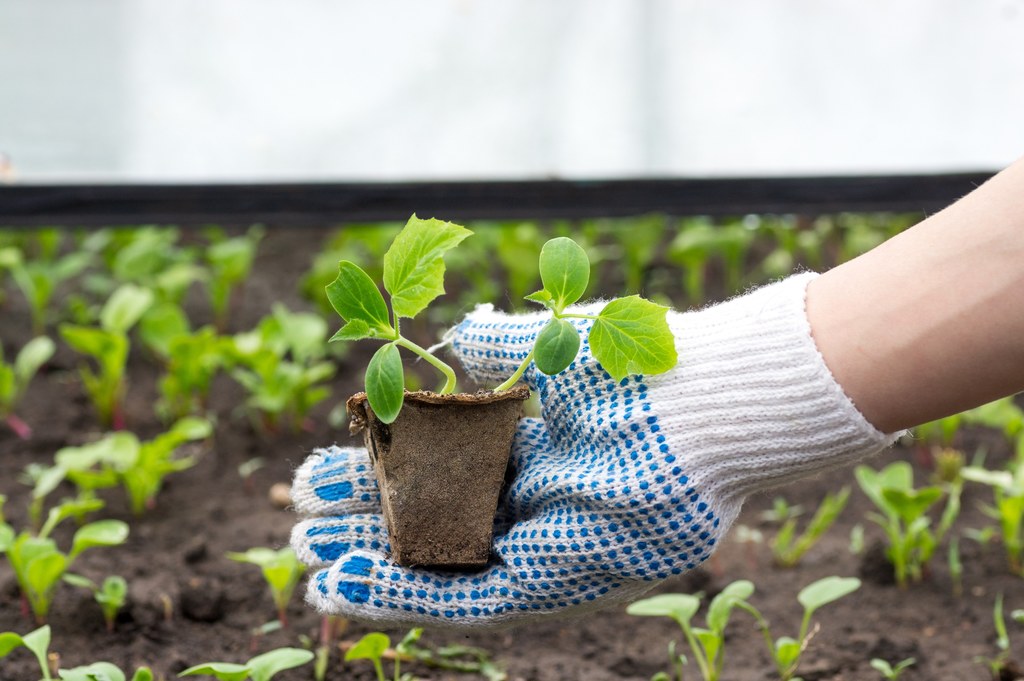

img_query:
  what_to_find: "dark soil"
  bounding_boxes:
[1,227,1022,681]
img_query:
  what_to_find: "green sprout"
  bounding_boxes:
[736,576,862,681]
[344,629,501,681]
[56,418,213,515]
[0,624,54,681]
[870,657,916,680]
[0,231,92,335]
[62,574,128,632]
[0,336,55,439]
[59,663,153,681]
[226,547,303,626]
[975,593,1024,679]
[204,225,265,331]
[961,463,1024,575]
[60,283,154,429]
[0,501,128,623]
[179,648,314,681]
[494,236,677,392]
[769,487,850,567]
[855,461,961,587]
[626,580,755,681]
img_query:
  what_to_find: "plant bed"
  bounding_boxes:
[347,386,530,568]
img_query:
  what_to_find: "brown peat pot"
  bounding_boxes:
[346,385,530,569]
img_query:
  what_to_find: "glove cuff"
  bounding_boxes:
[657,272,899,504]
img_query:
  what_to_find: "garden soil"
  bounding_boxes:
[1,227,1022,681]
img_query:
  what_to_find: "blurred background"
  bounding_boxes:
[3,0,1024,184]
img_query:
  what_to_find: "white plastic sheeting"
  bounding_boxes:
[2,0,1023,182]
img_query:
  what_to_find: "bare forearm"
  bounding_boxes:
[807,157,1024,433]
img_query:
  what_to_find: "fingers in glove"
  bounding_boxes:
[291,445,380,516]
[291,513,389,569]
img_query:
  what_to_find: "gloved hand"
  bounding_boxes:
[291,273,897,627]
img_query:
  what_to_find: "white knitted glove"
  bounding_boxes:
[291,272,897,627]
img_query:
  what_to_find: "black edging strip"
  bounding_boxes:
[0,173,996,227]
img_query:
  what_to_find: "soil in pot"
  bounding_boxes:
[347,385,530,569]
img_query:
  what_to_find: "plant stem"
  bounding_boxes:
[394,336,457,394]
[494,348,535,393]
[557,313,598,320]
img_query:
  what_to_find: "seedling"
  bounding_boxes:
[0,231,92,334]
[56,418,213,515]
[769,487,850,567]
[0,503,128,623]
[204,226,265,331]
[107,226,205,304]
[870,657,916,680]
[179,648,314,681]
[0,624,54,680]
[60,283,155,428]
[59,663,153,681]
[225,547,303,626]
[735,576,862,681]
[975,593,1024,679]
[327,216,677,424]
[0,337,55,439]
[626,580,755,681]
[229,305,335,432]
[855,461,961,587]
[961,463,1024,574]
[344,629,489,681]
[62,574,128,632]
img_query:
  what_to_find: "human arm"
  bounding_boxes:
[808,156,1024,433]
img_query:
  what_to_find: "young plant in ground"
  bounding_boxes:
[0,624,54,680]
[870,657,916,680]
[226,547,303,626]
[344,629,497,681]
[229,305,335,432]
[962,462,1024,575]
[56,418,212,515]
[204,225,265,331]
[107,226,205,304]
[62,574,128,632]
[735,576,861,681]
[0,231,92,334]
[769,487,850,567]
[626,580,755,681]
[0,337,55,439]
[0,501,129,623]
[60,283,154,429]
[855,461,961,587]
[59,663,153,681]
[975,593,1024,679]
[179,648,314,681]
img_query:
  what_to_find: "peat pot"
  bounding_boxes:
[346,385,530,569]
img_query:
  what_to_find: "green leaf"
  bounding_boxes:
[589,296,677,381]
[60,662,126,681]
[139,303,190,358]
[345,632,391,663]
[27,552,67,594]
[706,579,754,633]
[0,524,13,552]
[130,666,154,681]
[797,576,860,616]
[326,262,394,340]
[101,284,154,334]
[533,319,581,375]
[246,648,314,681]
[20,625,50,666]
[881,486,943,525]
[774,636,802,670]
[537,237,590,312]
[626,593,701,627]
[365,343,404,424]
[383,215,472,319]
[62,573,97,590]
[14,337,55,386]
[178,662,250,681]
[168,416,213,441]
[71,520,129,559]
[523,289,554,309]
[0,632,24,657]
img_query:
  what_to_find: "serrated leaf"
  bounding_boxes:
[538,237,590,311]
[589,296,677,381]
[366,343,404,424]
[383,216,471,319]
[326,261,394,339]
[534,319,580,375]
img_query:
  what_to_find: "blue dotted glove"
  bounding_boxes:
[291,274,894,626]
